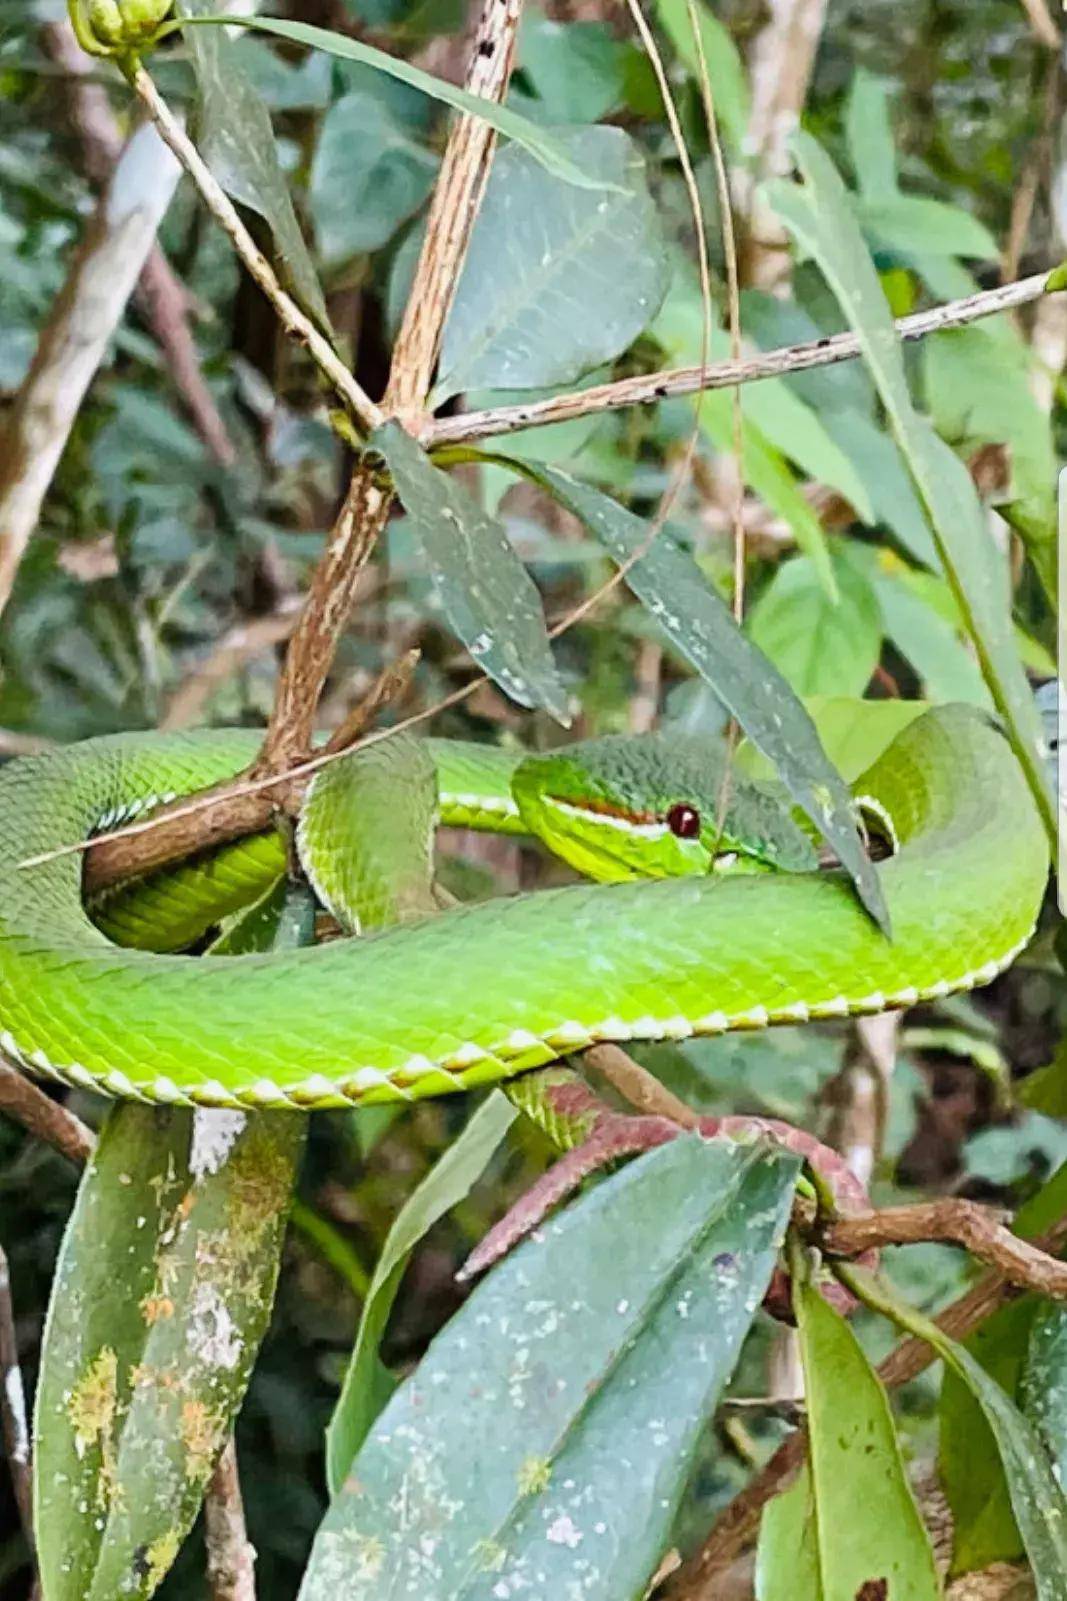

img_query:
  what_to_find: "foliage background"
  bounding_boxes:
[0,0,1064,1595]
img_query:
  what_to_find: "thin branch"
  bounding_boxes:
[0,1244,33,1566]
[42,18,235,466]
[822,1199,1067,1297]
[423,269,1061,448]
[127,64,382,436]
[663,1208,1067,1598]
[0,1060,94,1166]
[204,1439,257,1601]
[583,1044,700,1128]
[385,0,524,422]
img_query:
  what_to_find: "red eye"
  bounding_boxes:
[666,803,701,839]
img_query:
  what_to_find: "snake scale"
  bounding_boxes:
[0,703,1048,1110]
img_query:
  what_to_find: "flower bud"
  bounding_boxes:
[69,0,173,56]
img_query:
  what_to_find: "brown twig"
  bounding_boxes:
[0,1243,34,1565]
[424,270,1061,448]
[583,1043,700,1127]
[0,1061,94,1165]
[385,0,523,423]
[663,1209,1067,1598]
[322,649,420,754]
[41,19,235,466]
[204,1439,257,1601]
[127,64,382,435]
[821,1200,1067,1297]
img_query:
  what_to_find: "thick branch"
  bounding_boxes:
[128,65,382,436]
[424,270,1060,448]
[0,121,181,618]
[0,1060,94,1165]
[385,0,524,422]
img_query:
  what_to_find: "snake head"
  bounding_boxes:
[511,732,819,884]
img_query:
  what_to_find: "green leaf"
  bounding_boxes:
[653,0,749,147]
[872,564,991,706]
[846,70,898,201]
[767,132,1055,850]
[180,16,608,191]
[527,467,891,933]
[310,91,437,264]
[518,12,631,123]
[178,1,330,331]
[303,1135,798,1599]
[939,1299,1036,1571]
[755,1468,820,1601]
[374,422,569,722]
[747,552,882,697]
[34,1107,305,1601]
[435,126,669,401]
[1023,1303,1067,1488]
[852,1268,1067,1600]
[783,1277,940,1601]
[325,1090,517,1492]
[859,195,998,259]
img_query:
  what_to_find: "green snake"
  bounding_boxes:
[0,703,1048,1110]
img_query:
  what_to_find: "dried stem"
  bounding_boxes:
[127,64,381,436]
[385,0,523,422]
[0,1060,94,1165]
[204,1439,257,1601]
[424,269,1061,448]
[0,1243,34,1564]
[583,1044,700,1128]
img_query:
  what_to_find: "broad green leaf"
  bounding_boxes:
[859,195,998,259]
[374,422,569,722]
[924,326,1056,600]
[846,70,897,200]
[755,1468,819,1601]
[325,1091,517,1492]
[854,1268,1067,1599]
[528,467,890,932]
[435,127,669,401]
[310,92,437,264]
[822,410,937,567]
[518,12,631,122]
[873,567,991,706]
[302,1136,798,1600]
[788,1278,939,1601]
[1023,1304,1067,1488]
[180,16,607,191]
[767,133,1055,850]
[747,553,882,697]
[179,2,330,331]
[653,0,749,147]
[34,1107,305,1601]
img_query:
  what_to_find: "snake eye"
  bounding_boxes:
[666,803,701,839]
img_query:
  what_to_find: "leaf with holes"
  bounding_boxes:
[300,1135,798,1600]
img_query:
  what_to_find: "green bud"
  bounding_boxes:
[69,0,173,56]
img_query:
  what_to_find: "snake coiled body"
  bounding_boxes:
[0,705,1047,1109]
